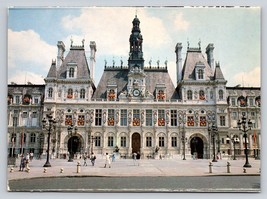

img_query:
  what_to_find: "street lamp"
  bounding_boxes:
[90,135,96,154]
[42,114,56,167]
[67,124,78,162]
[208,122,218,162]
[231,134,239,160]
[237,113,253,168]
[179,113,187,160]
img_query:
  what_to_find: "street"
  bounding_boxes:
[8,175,260,192]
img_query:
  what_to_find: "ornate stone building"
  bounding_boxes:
[7,15,261,159]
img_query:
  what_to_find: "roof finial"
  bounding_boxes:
[70,36,73,47]
[187,38,190,49]
[135,8,138,17]
[198,39,201,49]
[82,38,85,47]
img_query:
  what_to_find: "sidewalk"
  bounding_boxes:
[7,156,261,181]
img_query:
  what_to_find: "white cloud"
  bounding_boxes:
[8,70,45,84]
[233,66,261,87]
[174,13,189,31]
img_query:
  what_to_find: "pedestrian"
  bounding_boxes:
[132,152,137,166]
[111,153,115,162]
[30,152,34,161]
[104,153,111,168]
[25,153,30,171]
[19,154,26,171]
[90,152,96,166]
[83,153,88,166]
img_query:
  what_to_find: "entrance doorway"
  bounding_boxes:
[68,136,81,156]
[190,137,204,159]
[132,133,141,154]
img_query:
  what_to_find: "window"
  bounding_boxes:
[120,109,127,126]
[133,109,140,126]
[187,116,194,126]
[13,117,18,127]
[48,88,53,98]
[67,89,73,99]
[171,110,177,126]
[232,112,237,120]
[108,109,115,126]
[198,69,204,79]
[95,109,102,126]
[219,90,224,100]
[146,137,152,147]
[146,110,152,126]
[231,98,236,106]
[121,136,126,147]
[65,115,72,125]
[108,136,114,147]
[158,110,165,126]
[199,90,205,100]
[157,90,165,100]
[11,133,16,143]
[69,67,74,78]
[210,91,213,99]
[187,90,193,100]
[34,97,39,104]
[171,137,177,147]
[200,116,207,126]
[95,136,101,147]
[77,115,85,126]
[30,133,36,143]
[249,98,254,106]
[159,137,165,147]
[80,89,85,99]
[220,116,226,126]
[15,96,20,104]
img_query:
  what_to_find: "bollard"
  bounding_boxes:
[10,167,14,173]
[60,168,64,173]
[227,162,231,173]
[209,162,213,173]
[43,168,47,173]
[77,161,81,173]
[243,168,246,173]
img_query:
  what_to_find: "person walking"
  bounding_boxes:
[19,154,26,171]
[104,153,111,168]
[90,152,96,166]
[25,153,30,171]
[132,152,137,166]
[83,153,88,166]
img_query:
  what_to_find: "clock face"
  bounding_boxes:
[133,89,140,97]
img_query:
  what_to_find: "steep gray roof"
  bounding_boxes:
[214,64,225,80]
[93,68,179,100]
[182,50,214,81]
[57,47,90,79]
[47,61,57,78]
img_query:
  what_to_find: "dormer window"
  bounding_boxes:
[218,90,224,100]
[195,61,205,80]
[67,62,77,79]
[157,90,165,100]
[80,89,85,99]
[198,69,204,79]
[48,88,53,98]
[187,90,193,100]
[69,67,74,78]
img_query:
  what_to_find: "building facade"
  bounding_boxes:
[7,16,261,159]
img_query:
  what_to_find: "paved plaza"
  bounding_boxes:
[7,155,261,181]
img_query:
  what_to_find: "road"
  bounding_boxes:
[8,175,260,192]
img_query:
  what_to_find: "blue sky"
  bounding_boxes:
[8,7,261,87]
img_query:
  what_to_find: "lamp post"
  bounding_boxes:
[90,135,96,154]
[208,123,218,162]
[237,113,252,168]
[179,113,187,160]
[67,124,78,162]
[231,134,239,160]
[42,114,56,167]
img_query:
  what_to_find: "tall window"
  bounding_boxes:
[15,96,20,104]
[159,137,165,147]
[121,136,126,147]
[133,109,140,126]
[67,88,73,99]
[80,89,85,99]
[199,90,205,100]
[146,137,152,147]
[158,110,165,126]
[146,110,152,126]
[69,68,74,78]
[30,133,36,143]
[108,109,115,126]
[95,109,102,126]
[11,133,17,143]
[65,115,72,125]
[171,137,177,147]
[95,136,101,147]
[187,90,193,100]
[171,110,177,126]
[198,69,204,79]
[108,136,114,147]
[231,98,236,106]
[77,115,85,126]
[220,116,226,126]
[219,90,224,100]
[13,117,18,127]
[187,116,194,126]
[48,88,53,98]
[120,109,127,126]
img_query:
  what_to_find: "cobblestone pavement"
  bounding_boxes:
[7,156,261,181]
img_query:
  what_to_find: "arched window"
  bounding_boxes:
[219,90,224,100]
[67,89,73,99]
[69,68,74,78]
[30,133,36,143]
[199,90,205,100]
[80,89,85,99]
[198,69,204,79]
[187,90,193,100]
[48,88,53,98]
[11,133,16,143]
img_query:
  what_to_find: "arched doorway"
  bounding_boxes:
[68,136,81,156]
[190,137,204,159]
[132,133,141,154]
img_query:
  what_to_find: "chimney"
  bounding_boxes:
[175,43,183,83]
[89,41,97,80]
[206,43,214,70]
[57,41,65,68]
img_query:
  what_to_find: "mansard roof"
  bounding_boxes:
[57,46,90,79]
[47,61,57,78]
[214,63,225,80]
[182,49,214,81]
